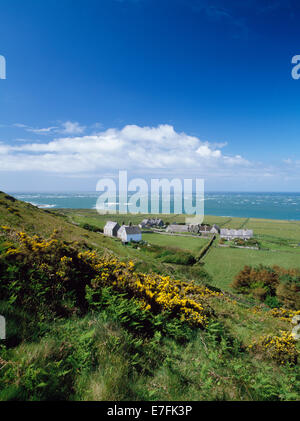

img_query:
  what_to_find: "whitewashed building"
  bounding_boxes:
[220,228,253,240]
[103,221,120,237]
[117,225,142,243]
[210,224,221,234]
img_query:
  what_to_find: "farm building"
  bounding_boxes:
[220,228,253,240]
[210,224,221,234]
[139,219,149,228]
[188,224,203,233]
[198,224,212,234]
[166,223,219,235]
[103,221,120,237]
[166,224,189,233]
[117,225,142,243]
[139,218,164,228]
[180,224,219,235]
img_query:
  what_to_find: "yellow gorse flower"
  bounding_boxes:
[77,250,222,328]
[2,228,222,329]
[248,331,298,365]
[270,307,300,323]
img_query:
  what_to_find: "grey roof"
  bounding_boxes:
[119,225,141,234]
[167,224,189,232]
[141,218,164,226]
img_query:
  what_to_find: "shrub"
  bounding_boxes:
[81,223,103,233]
[252,287,267,302]
[248,331,298,365]
[276,279,300,310]
[269,307,300,322]
[265,295,281,309]
[0,227,220,332]
[160,251,196,265]
[232,264,300,309]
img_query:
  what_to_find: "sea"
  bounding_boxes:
[9,192,300,221]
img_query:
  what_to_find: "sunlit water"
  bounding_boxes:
[10,192,300,220]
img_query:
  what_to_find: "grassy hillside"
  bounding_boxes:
[0,192,300,401]
[0,192,202,283]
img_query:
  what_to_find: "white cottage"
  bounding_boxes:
[210,224,221,234]
[117,225,142,243]
[104,221,120,237]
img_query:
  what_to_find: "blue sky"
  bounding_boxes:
[0,0,300,191]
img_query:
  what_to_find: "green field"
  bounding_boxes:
[142,232,209,254]
[203,245,300,291]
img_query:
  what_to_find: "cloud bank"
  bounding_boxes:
[0,124,250,176]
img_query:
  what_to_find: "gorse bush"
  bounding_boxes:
[0,228,93,318]
[232,264,300,309]
[0,226,220,332]
[276,280,300,310]
[269,307,300,322]
[232,265,279,293]
[248,331,298,365]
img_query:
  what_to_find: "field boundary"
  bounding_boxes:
[197,235,216,261]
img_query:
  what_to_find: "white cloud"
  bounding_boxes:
[0,124,250,175]
[13,123,28,128]
[13,121,86,136]
[28,126,59,134]
[60,121,86,135]
[196,144,221,158]
[282,158,300,167]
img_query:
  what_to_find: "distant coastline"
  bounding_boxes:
[7,191,300,221]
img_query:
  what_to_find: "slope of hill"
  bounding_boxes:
[0,192,299,401]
